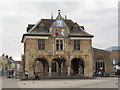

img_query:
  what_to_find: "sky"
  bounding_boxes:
[0,0,118,60]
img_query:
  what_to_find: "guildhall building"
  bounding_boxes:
[21,10,113,78]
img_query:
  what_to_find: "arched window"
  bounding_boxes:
[96,60,105,72]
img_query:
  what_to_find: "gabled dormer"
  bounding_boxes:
[70,23,83,33]
[38,23,46,32]
[49,10,69,37]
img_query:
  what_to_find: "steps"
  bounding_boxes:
[20,76,95,80]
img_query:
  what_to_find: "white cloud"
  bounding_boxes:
[0,1,118,60]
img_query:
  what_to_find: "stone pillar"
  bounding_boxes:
[43,67,45,76]
[58,64,61,76]
[63,62,66,75]
[48,66,52,76]
[61,63,63,75]
[67,67,71,76]
[84,62,93,77]
[79,67,81,74]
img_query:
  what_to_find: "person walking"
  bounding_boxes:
[25,71,29,80]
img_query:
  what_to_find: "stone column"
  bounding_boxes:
[48,66,52,76]
[43,67,45,76]
[79,67,81,75]
[61,63,63,75]
[67,67,71,76]
[63,62,66,75]
[78,61,80,75]
[58,64,61,76]
[84,60,88,77]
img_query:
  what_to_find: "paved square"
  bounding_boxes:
[1,77,119,88]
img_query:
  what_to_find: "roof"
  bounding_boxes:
[28,19,55,33]
[21,18,94,43]
[93,48,111,53]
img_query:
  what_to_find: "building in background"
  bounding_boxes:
[106,46,120,75]
[21,10,113,78]
[93,48,113,76]
[14,61,21,78]
[0,54,21,78]
[0,56,3,75]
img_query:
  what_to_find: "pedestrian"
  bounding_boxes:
[98,71,101,77]
[34,74,40,80]
[101,72,104,77]
[25,71,29,80]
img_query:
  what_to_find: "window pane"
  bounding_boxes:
[60,40,63,44]
[73,27,79,32]
[38,40,45,50]
[38,44,41,50]
[38,40,41,44]
[56,44,59,50]
[60,44,63,50]
[41,40,43,43]
[39,26,45,32]
[56,40,63,50]
[74,44,76,50]
[77,45,80,50]
[74,40,80,50]
[56,40,59,44]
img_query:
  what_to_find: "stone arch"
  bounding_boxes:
[51,55,69,63]
[35,55,50,65]
[70,55,85,62]
[95,56,105,73]
[71,57,84,76]
[33,57,49,76]
[52,57,67,76]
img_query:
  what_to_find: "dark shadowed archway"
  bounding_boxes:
[96,57,105,73]
[52,57,66,76]
[71,58,84,76]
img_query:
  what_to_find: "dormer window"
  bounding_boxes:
[72,27,79,33]
[39,26,45,32]
[70,23,81,33]
[39,23,45,32]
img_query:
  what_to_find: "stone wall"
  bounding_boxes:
[93,48,114,74]
[24,37,93,77]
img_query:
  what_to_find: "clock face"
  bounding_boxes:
[56,19,64,27]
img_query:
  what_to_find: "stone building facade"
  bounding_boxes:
[93,48,113,75]
[0,54,21,78]
[106,46,120,74]
[21,11,113,78]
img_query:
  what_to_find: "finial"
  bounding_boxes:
[58,9,61,15]
[65,15,67,20]
[56,9,63,19]
[51,11,53,19]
